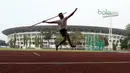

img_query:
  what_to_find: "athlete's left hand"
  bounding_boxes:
[42,20,46,23]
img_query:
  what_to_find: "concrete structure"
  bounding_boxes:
[2,25,125,50]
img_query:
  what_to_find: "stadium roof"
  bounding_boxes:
[2,25,126,35]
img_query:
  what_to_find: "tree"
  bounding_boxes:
[0,40,7,47]
[69,32,77,45]
[120,37,130,50]
[23,34,29,48]
[6,33,16,48]
[34,36,40,48]
[104,37,109,46]
[55,34,67,49]
[40,30,44,48]
[75,31,85,45]
[120,24,130,50]
[69,31,84,46]
[113,42,116,50]
[115,40,119,50]
[26,36,29,48]
[29,37,31,48]
[44,29,53,48]
[125,24,130,37]
[13,33,17,48]
[23,34,26,47]
[9,39,14,48]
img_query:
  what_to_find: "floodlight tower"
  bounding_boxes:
[102,11,118,50]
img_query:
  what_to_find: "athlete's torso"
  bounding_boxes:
[57,17,67,30]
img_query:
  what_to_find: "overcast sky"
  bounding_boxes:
[0,0,130,41]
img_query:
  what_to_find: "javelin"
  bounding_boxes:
[30,12,67,28]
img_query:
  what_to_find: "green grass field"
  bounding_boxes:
[0,47,126,53]
[0,47,106,52]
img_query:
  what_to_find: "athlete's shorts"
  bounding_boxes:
[60,28,68,37]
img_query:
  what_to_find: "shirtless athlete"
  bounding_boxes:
[43,8,78,51]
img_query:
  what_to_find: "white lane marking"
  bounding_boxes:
[0,55,31,56]
[0,61,130,64]
[32,52,40,56]
[118,52,130,53]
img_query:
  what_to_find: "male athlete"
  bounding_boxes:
[43,8,78,51]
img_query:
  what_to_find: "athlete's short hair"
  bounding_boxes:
[58,13,64,19]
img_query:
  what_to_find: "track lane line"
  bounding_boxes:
[0,61,130,64]
[32,52,40,56]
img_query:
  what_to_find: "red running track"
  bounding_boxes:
[0,50,130,73]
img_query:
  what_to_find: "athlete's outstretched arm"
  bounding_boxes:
[42,20,58,24]
[66,8,78,19]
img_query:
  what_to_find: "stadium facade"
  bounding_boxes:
[2,25,125,50]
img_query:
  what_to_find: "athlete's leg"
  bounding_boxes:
[56,29,67,51]
[66,33,76,47]
[57,36,66,47]
[56,36,66,51]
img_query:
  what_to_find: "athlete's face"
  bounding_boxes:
[58,13,64,19]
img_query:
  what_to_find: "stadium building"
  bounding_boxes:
[2,25,125,50]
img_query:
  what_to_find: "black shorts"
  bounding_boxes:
[60,28,68,37]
